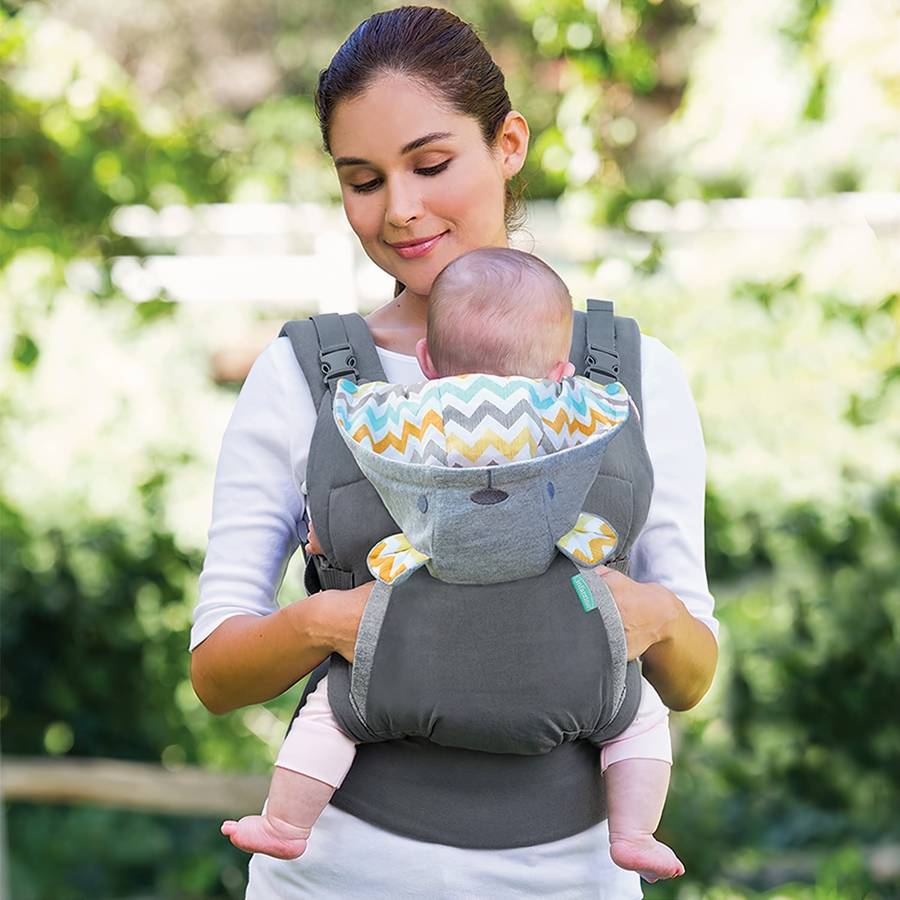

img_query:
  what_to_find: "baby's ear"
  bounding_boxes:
[415,338,439,380]
[547,359,576,382]
[368,533,430,585]
[556,512,618,567]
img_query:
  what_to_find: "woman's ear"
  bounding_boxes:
[415,337,439,379]
[498,110,529,178]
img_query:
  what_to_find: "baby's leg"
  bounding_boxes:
[221,767,334,860]
[602,677,685,882]
[222,676,357,859]
[605,758,683,882]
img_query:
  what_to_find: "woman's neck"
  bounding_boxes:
[364,287,429,357]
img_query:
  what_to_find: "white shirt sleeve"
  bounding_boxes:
[190,337,315,651]
[629,336,719,641]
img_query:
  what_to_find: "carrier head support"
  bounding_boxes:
[332,374,630,585]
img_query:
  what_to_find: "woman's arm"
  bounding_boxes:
[191,583,371,714]
[592,568,717,711]
[642,585,718,710]
[189,337,366,714]
[610,335,720,710]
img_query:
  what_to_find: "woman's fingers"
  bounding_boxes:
[592,566,662,661]
[330,580,375,663]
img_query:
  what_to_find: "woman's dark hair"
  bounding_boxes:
[314,6,528,296]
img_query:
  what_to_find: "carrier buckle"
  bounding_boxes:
[319,343,358,384]
[584,346,620,384]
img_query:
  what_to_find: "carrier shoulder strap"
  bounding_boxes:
[572,299,643,421]
[279,313,387,593]
[279,312,387,408]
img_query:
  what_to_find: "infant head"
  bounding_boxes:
[420,248,574,380]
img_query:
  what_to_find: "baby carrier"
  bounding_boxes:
[279,300,654,849]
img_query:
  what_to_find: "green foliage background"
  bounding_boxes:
[2,1,898,897]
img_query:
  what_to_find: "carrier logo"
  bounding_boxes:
[571,574,597,612]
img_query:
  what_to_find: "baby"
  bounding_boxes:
[222,248,684,882]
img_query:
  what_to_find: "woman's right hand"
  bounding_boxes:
[303,520,372,662]
[314,580,373,663]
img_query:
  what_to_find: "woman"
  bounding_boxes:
[190,7,718,897]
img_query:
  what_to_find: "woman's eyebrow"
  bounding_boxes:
[335,131,455,169]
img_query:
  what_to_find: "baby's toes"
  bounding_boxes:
[222,814,308,860]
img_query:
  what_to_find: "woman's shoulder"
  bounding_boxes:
[638,333,685,384]
[247,333,314,395]
[636,333,702,426]
[638,332,677,365]
[227,335,317,438]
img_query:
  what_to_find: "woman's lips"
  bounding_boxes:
[388,232,447,259]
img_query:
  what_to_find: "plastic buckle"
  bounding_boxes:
[584,346,620,384]
[319,343,358,384]
[312,554,356,590]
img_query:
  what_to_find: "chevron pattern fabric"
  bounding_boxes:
[333,374,630,468]
[556,512,619,566]
[367,533,430,585]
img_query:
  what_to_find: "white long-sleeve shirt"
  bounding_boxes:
[191,334,718,651]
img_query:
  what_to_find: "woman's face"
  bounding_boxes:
[328,73,528,298]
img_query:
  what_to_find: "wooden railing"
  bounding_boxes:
[1,756,268,817]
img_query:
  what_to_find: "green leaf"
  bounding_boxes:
[11,332,39,370]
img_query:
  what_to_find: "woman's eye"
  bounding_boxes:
[350,159,451,194]
[351,179,381,194]
[417,159,451,177]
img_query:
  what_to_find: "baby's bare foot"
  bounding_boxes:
[609,833,685,883]
[221,814,311,860]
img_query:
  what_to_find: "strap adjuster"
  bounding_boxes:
[319,343,358,384]
[584,346,620,383]
[312,553,356,590]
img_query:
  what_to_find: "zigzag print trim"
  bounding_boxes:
[334,374,629,468]
[367,533,430,585]
[556,512,619,566]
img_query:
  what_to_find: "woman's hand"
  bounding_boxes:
[592,565,677,661]
[591,564,718,710]
[310,580,373,663]
[302,519,371,662]
[192,578,374,714]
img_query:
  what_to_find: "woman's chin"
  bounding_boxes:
[401,278,436,297]
[379,243,456,295]
[387,267,440,298]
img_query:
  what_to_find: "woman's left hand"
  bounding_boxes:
[592,565,677,661]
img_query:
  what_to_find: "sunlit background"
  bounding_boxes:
[2,0,899,897]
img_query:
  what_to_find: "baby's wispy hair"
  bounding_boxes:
[427,248,572,377]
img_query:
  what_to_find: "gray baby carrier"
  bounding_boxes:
[280,300,654,849]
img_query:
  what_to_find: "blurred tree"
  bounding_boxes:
[0,6,229,267]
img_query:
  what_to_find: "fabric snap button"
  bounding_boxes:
[417,495,428,513]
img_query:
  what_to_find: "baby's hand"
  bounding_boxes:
[306,519,323,556]
[221,814,311,860]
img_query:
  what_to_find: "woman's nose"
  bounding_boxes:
[384,179,424,228]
